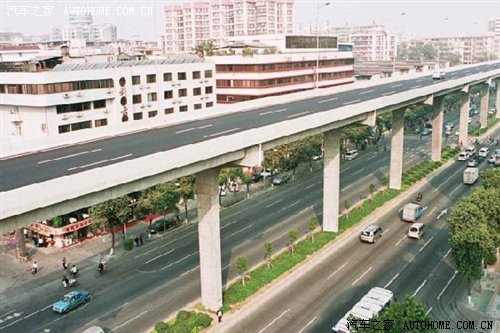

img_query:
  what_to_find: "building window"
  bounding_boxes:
[133,94,142,104]
[95,119,108,127]
[164,90,173,99]
[178,72,187,80]
[146,74,156,83]
[132,76,141,85]
[205,86,213,94]
[164,73,172,81]
[206,102,214,108]
[194,103,202,110]
[147,92,157,102]
[164,107,174,114]
[204,70,213,78]
[70,120,92,131]
[58,124,70,134]
[56,102,92,114]
[179,88,187,97]
[133,112,143,120]
[193,71,201,79]
[148,110,158,118]
[193,87,201,96]
[93,100,106,109]
[179,105,188,112]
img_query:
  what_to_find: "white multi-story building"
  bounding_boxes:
[0,55,216,143]
[164,0,294,53]
[209,35,354,104]
[328,25,397,62]
[488,17,500,59]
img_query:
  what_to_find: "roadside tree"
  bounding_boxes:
[288,229,298,254]
[309,217,319,243]
[236,256,249,286]
[264,242,273,269]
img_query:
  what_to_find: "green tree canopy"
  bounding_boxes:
[89,195,131,249]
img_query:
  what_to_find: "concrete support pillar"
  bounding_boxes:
[431,96,444,161]
[496,80,500,119]
[322,128,340,232]
[479,84,489,128]
[389,109,405,190]
[458,91,470,147]
[196,167,222,311]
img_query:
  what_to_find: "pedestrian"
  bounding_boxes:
[31,261,38,274]
[38,237,43,248]
[134,235,140,247]
[419,133,423,140]
[216,308,223,323]
[62,257,68,270]
[139,233,144,245]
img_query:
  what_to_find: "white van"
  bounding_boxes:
[457,151,470,161]
[353,301,383,317]
[465,146,476,156]
[408,222,425,239]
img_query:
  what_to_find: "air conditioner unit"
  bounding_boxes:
[76,92,83,97]
[62,114,69,120]
[104,109,109,114]
[76,113,83,118]
[146,86,151,89]
[140,105,145,109]
[106,89,113,94]
[63,93,70,99]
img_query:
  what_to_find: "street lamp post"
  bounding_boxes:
[316,2,330,88]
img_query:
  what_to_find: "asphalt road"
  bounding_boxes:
[1,62,499,191]
[216,132,499,333]
[1,110,493,333]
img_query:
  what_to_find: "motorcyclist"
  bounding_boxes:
[417,192,423,202]
[70,264,78,277]
[98,262,104,273]
[62,275,69,287]
[30,261,38,274]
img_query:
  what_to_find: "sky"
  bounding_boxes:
[1,0,499,41]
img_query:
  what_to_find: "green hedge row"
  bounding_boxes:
[153,311,212,333]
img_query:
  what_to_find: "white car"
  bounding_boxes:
[458,151,470,161]
[432,71,446,80]
[465,146,476,156]
[344,149,359,161]
[478,147,489,157]
[488,154,496,164]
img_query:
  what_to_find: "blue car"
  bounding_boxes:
[52,290,91,313]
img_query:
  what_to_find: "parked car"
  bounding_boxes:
[53,290,91,313]
[311,154,323,161]
[421,128,432,136]
[432,71,446,80]
[467,158,478,167]
[272,173,289,185]
[478,147,489,158]
[251,173,264,183]
[344,149,359,161]
[360,225,383,243]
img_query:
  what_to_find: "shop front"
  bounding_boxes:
[27,218,93,248]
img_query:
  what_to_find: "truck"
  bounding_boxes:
[402,203,425,222]
[463,167,479,184]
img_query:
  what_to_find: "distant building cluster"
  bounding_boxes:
[49,14,117,43]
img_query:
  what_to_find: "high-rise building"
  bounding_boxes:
[57,14,117,43]
[328,25,397,62]
[164,0,294,53]
[488,17,500,59]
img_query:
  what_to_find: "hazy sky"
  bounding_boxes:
[1,0,499,40]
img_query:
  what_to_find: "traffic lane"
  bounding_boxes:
[1,63,496,190]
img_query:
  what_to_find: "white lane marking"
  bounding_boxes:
[412,279,427,297]
[203,127,240,138]
[352,267,373,286]
[328,262,349,280]
[306,183,315,189]
[297,316,317,333]
[110,154,133,161]
[229,224,254,237]
[265,198,283,208]
[257,308,291,333]
[160,252,198,271]
[0,310,14,319]
[197,124,213,129]
[411,85,422,89]
[352,168,364,175]
[318,97,338,104]
[384,272,400,288]
[157,230,196,249]
[287,111,311,119]
[381,228,391,236]
[359,89,375,95]
[426,207,437,216]
[416,78,424,82]
[281,200,300,211]
[38,149,103,164]
[391,84,402,88]
[134,246,160,259]
[86,302,128,326]
[271,231,289,243]
[395,235,406,247]
[259,108,287,116]
[444,248,452,258]
[437,271,457,300]
[418,236,434,254]
[176,127,195,134]
[342,183,354,190]
[381,91,395,96]
[222,263,231,270]
[181,265,199,277]
[343,99,361,105]
[426,307,433,316]
[144,249,175,264]
[110,310,148,332]
[23,305,50,319]
[440,168,463,186]
[67,159,109,171]
[449,184,461,196]
[221,220,239,230]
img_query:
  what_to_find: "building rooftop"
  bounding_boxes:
[52,54,204,71]
[0,45,40,51]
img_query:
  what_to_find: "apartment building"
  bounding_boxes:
[209,35,354,104]
[328,25,397,62]
[164,0,294,53]
[488,17,500,59]
[0,55,215,142]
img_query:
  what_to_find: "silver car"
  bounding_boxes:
[360,225,383,243]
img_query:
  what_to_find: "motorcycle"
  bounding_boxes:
[416,193,423,202]
[62,278,77,288]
